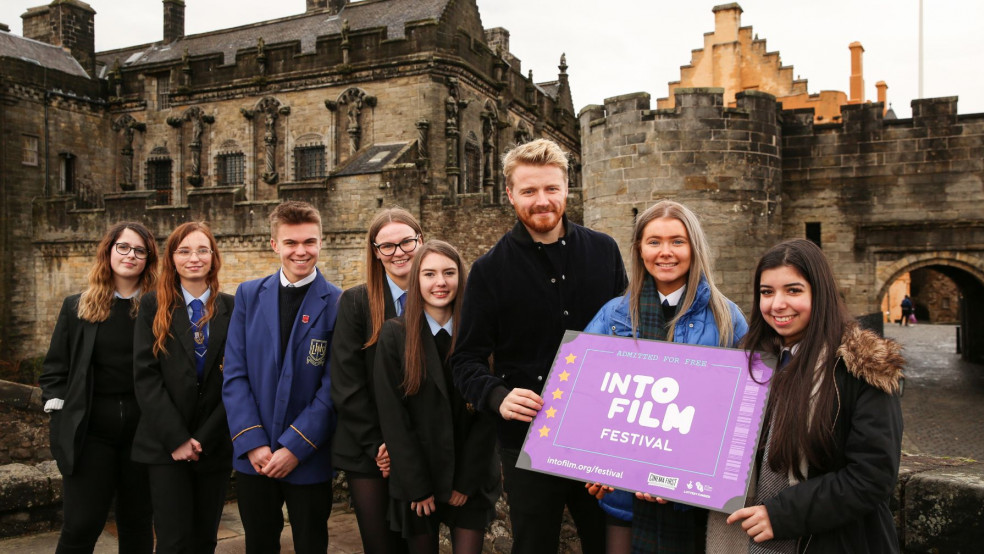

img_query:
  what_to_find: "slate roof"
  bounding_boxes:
[333,142,412,176]
[0,30,89,77]
[97,0,450,69]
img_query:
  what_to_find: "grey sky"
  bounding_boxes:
[2,0,981,118]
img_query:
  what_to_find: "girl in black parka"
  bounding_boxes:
[720,239,904,553]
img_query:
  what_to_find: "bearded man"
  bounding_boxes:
[452,138,627,553]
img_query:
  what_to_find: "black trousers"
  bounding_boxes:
[57,395,153,554]
[148,463,230,553]
[499,447,605,554]
[235,471,333,554]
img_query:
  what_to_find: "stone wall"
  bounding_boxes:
[579,88,783,312]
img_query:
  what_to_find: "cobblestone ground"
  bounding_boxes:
[885,323,984,461]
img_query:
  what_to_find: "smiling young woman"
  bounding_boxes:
[330,207,424,553]
[39,221,159,553]
[374,240,500,553]
[583,200,747,554]
[132,221,234,553]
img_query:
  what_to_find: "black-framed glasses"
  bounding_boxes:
[174,247,214,259]
[114,242,149,259]
[374,235,420,256]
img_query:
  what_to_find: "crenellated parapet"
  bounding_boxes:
[579,87,784,309]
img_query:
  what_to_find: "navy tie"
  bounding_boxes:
[190,299,208,382]
[397,292,407,316]
[779,349,792,369]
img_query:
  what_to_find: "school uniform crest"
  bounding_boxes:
[306,338,328,366]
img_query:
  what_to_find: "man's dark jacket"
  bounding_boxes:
[452,217,627,448]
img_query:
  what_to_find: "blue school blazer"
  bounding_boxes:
[222,268,341,485]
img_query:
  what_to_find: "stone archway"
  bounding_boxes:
[876,252,984,363]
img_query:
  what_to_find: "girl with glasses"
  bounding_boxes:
[132,222,234,553]
[374,240,500,553]
[40,221,159,553]
[330,207,424,553]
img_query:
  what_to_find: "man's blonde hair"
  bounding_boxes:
[501,138,569,188]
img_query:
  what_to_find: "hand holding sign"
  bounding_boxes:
[499,388,544,422]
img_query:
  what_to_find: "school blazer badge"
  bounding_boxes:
[307,338,328,366]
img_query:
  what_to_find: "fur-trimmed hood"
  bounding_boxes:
[836,325,905,395]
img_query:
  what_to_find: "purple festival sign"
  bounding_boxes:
[517,330,774,513]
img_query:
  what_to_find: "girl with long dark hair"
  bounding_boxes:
[721,238,903,553]
[584,200,747,553]
[374,240,500,554]
[132,222,234,553]
[40,221,158,553]
[330,208,424,552]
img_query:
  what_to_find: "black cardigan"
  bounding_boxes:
[374,317,500,506]
[330,283,397,473]
[451,218,627,448]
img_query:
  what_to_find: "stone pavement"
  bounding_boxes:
[0,501,366,554]
[886,323,984,461]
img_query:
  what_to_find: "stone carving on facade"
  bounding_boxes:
[515,120,532,145]
[109,58,123,100]
[481,101,499,194]
[340,19,351,65]
[242,97,290,185]
[166,107,214,187]
[415,119,430,184]
[327,88,376,158]
[525,69,536,104]
[444,77,471,193]
[112,115,146,191]
[257,38,267,76]
[180,49,192,90]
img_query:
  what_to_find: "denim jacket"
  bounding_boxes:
[583,275,748,521]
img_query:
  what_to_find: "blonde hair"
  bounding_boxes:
[77,222,158,322]
[628,200,736,347]
[501,138,569,188]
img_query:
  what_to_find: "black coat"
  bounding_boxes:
[330,283,397,473]
[131,291,233,472]
[39,294,103,475]
[764,326,904,553]
[374,317,500,506]
[451,217,627,448]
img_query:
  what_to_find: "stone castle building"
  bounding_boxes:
[579,7,984,362]
[657,3,890,124]
[0,0,579,364]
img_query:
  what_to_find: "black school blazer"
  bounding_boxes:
[373,316,500,506]
[40,294,105,476]
[131,290,233,472]
[330,283,396,473]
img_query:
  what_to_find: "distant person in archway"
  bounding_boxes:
[900,295,913,326]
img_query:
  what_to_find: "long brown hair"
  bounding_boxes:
[152,222,222,357]
[401,241,466,396]
[77,222,158,322]
[628,200,736,346]
[364,208,423,348]
[742,239,852,479]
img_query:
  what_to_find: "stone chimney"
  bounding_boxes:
[21,0,96,77]
[876,81,888,115]
[712,3,742,43]
[163,0,185,44]
[849,41,864,103]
